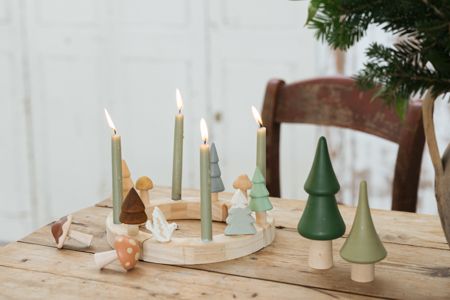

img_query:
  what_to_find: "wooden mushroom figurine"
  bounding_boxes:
[122,159,134,199]
[94,235,140,271]
[210,143,225,202]
[340,181,387,283]
[297,136,346,270]
[120,188,147,236]
[249,167,273,226]
[51,215,93,249]
[135,176,153,207]
[233,174,252,199]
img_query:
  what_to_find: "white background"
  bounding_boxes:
[0,0,445,242]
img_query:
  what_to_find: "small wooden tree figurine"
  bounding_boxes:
[120,188,147,236]
[210,143,225,202]
[233,174,252,199]
[122,160,134,199]
[225,190,256,235]
[298,136,346,270]
[249,167,273,226]
[340,181,387,283]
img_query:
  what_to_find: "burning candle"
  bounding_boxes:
[200,118,212,242]
[171,88,184,200]
[252,106,266,179]
[104,109,123,224]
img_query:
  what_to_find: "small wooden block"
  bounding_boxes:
[351,263,375,283]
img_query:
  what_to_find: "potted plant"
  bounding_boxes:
[304,0,450,246]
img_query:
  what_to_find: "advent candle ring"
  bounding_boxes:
[105,197,276,265]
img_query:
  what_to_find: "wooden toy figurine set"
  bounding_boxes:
[298,137,387,283]
[49,90,386,284]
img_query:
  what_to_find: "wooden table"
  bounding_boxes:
[1,187,449,299]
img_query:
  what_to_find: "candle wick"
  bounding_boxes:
[203,140,207,145]
[179,109,182,114]
[259,123,263,128]
[113,129,117,135]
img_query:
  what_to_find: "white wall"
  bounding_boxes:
[0,1,442,242]
[0,0,319,242]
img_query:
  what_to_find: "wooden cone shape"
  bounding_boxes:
[249,167,273,212]
[210,143,225,193]
[340,181,386,265]
[298,136,345,240]
[120,188,147,225]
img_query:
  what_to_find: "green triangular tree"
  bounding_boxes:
[249,167,272,212]
[210,143,225,193]
[297,136,345,269]
[298,136,345,240]
[340,181,386,282]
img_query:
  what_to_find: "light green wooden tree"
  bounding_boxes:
[249,167,272,225]
[340,180,386,282]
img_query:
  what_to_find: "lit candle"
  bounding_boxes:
[104,109,123,224]
[252,106,266,179]
[200,118,212,242]
[171,88,184,200]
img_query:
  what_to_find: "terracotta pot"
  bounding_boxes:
[422,91,450,247]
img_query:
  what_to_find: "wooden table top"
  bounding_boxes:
[1,187,449,299]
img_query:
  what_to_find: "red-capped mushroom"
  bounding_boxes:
[51,215,93,249]
[94,235,141,271]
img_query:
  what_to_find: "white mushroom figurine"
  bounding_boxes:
[135,176,153,207]
[94,235,141,271]
[51,215,93,249]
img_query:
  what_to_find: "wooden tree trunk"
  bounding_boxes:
[422,91,450,247]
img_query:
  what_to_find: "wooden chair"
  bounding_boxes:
[261,77,425,212]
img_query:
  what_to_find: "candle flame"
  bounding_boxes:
[200,118,208,144]
[176,88,183,113]
[251,106,263,127]
[104,108,117,134]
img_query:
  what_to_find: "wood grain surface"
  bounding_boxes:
[0,187,448,299]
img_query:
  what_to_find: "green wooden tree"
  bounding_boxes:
[249,167,273,212]
[340,180,386,282]
[298,136,345,240]
[210,143,225,193]
[340,181,386,264]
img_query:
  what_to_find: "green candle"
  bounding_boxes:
[252,106,266,179]
[171,89,184,200]
[105,109,123,224]
[200,118,212,242]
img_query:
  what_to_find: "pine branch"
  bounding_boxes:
[305,0,450,115]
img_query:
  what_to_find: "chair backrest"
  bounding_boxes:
[261,77,425,212]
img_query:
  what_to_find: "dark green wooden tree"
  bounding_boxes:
[298,136,345,240]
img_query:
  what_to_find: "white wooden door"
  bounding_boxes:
[208,0,319,200]
[0,0,33,241]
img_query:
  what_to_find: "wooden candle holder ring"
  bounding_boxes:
[105,197,276,265]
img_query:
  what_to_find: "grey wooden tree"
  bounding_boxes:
[210,143,225,198]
